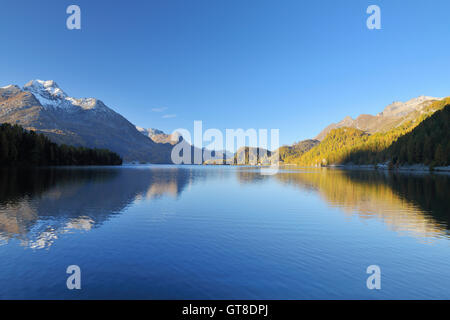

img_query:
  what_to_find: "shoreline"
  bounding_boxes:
[123,162,450,174]
[328,163,450,173]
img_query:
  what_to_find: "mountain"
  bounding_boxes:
[137,127,165,138]
[315,96,441,141]
[382,104,450,167]
[135,127,239,164]
[278,139,319,163]
[233,146,274,165]
[378,96,439,117]
[136,126,181,145]
[301,127,370,166]
[297,97,450,167]
[0,80,173,163]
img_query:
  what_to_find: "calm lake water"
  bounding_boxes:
[0,165,449,299]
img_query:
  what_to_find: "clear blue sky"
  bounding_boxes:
[1,0,449,146]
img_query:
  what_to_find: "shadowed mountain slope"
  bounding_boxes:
[0,81,173,163]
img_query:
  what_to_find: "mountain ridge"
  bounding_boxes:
[314,96,441,141]
[136,126,181,145]
[0,80,174,163]
[296,97,450,167]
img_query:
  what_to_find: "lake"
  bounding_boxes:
[0,165,449,299]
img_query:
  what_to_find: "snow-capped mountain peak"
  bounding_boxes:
[23,79,69,109]
[1,84,20,90]
[1,79,174,163]
[24,79,67,99]
[23,79,105,112]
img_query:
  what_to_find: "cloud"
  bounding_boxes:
[151,107,168,112]
[162,114,177,119]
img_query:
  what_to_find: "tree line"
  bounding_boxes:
[0,123,122,166]
[281,99,450,168]
[384,104,450,167]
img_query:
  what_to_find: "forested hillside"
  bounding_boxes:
[297,128,369,166]
[0,81,173,163]
[278,139,319,163]
[0,123,122,166]
[287,98,450,167]
[383,105,450,167]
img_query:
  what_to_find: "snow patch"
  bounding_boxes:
[23,79,108,113]
[1,84,16,89]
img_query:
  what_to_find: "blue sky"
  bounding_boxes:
[1,0,449,146]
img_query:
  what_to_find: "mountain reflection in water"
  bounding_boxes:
[0,166,448,250]
[240,168,450,240]
[0,167,194,248]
